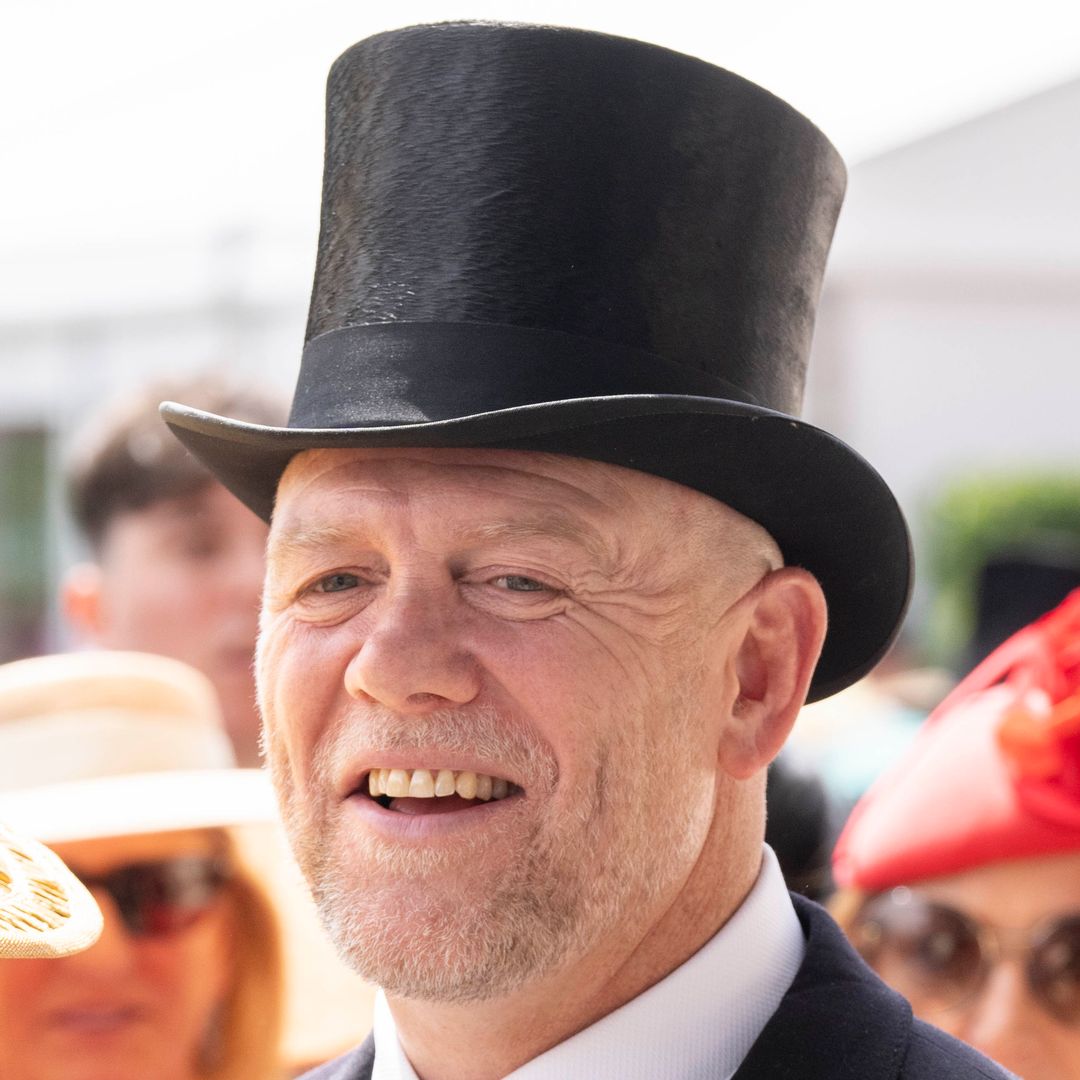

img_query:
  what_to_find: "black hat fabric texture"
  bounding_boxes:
[162,22,912,701]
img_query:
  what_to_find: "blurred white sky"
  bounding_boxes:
[4,0,1080,253]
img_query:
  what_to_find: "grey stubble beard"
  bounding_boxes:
[265,681,709,1004]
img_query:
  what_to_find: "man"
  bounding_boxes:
[163,23,1010,1079]
[64,376,279,765]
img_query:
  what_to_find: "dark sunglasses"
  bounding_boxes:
[67,855,230,939]
[851,887,1080,1024]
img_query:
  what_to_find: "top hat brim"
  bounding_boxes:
[162,393,911,703]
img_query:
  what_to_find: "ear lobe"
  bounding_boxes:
[718,568,827,780]
[61,562,106,641]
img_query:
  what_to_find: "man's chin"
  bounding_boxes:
[364,961,538,1005]
[308,861,581,1004]
[343,943,569,1006]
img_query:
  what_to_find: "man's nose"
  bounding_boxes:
[344,585,482,713]
[958,963,1051,1076]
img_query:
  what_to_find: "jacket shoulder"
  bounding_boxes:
[735,895,1012,1079]
[298,1036,375,1080]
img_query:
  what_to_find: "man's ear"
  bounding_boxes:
[717,567,827,780]
[61,562,106,642]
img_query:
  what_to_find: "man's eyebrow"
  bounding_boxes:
[266,523,364,572]
[267,514,612,569]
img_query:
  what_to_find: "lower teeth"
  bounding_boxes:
[374,793,489,812]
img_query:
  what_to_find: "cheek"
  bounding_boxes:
[101,555,209,640]
[483,620,596,721]
[509,614,685,726]
[482,620,661,799]
[257,620,353,782]
[140,909,236,1029]
[193,906,237,1001]
[0,958,50,1038]
[1058,1028,1080,1067]
[548,605,696,708]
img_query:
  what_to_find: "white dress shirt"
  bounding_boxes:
[372,845,805,1080]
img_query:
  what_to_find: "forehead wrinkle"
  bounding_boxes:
[273,452,626,566]
[469,515,614,570]
[267,472,417,578]
[281,448,616,514]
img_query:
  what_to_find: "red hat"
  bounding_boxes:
[833,589,1080,891]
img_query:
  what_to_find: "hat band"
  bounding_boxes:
[288,322,763,429]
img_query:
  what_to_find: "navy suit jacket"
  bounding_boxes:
[302,895,1013,1079]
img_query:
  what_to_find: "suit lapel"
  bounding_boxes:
[310,1035,374,1080]
[733,895,911,1079]
[354,1037,376,1080]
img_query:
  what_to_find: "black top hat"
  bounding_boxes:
[163,22,912,701]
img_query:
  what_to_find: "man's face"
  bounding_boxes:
[258,447,778,1002]
[90,483,268,758]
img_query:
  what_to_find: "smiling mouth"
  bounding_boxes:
[357,768,521,815]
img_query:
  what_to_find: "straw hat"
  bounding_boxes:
[0,650,274,841]
[0,650,373,1065]
[0,819,102,959]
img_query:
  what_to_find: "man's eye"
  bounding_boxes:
[314,572,360,593]
[495,575,547,592]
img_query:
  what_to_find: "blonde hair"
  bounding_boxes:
[205,833,285,1080]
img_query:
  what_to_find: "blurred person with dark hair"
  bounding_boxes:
[766,750,837,902]
[833,589,1080,1079]
[63,376,283,766]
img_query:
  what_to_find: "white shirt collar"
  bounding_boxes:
[372,845,804,1080]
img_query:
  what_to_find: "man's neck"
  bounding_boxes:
[387,825,763,1080]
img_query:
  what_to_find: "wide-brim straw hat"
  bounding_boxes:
[0,651,274,840]
[163,22,912,703]
[0,819,102,959]
[0,650,373,1065]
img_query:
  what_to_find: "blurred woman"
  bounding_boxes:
[0,651,283,1080]
[832,590,1080,1080]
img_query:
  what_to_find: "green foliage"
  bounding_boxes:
[922,471,1080,664]
[0,430,48,661]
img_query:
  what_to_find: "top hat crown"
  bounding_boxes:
[163,22,912,700]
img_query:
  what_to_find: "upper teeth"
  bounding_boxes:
[367,768,511,801]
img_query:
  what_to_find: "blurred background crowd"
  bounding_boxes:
[3,2,1080,1079]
